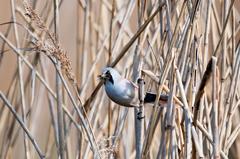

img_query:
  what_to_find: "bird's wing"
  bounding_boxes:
[124,80,137,99]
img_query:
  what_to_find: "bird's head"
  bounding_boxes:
[98,67,121,84]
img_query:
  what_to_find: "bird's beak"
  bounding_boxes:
[98,73,107,81]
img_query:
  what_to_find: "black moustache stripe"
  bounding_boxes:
[108,75,114,84]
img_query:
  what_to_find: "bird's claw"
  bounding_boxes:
[137,111,145,120]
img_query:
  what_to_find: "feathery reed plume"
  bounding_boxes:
[23,1,76,84]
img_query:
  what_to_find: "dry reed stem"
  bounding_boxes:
[53,0,65,158]
[22,1,101,157]
[0,92,45,158]
[211,56,220,158]
[10,0,30,158]
[1,0,240,158]
[0,32,101,158]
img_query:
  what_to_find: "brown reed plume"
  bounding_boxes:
[23,0,76,84]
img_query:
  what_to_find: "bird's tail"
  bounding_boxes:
[144,92,169,103]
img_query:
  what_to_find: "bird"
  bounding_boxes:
[98,67,169,107]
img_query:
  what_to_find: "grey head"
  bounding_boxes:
[99,67,121,85]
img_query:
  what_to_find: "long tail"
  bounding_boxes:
[144,92,169,103]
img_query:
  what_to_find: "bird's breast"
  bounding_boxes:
[104,81,136,107]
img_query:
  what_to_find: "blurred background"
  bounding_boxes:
[0,0,240,158]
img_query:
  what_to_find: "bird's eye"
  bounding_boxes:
[104,70,114,84]
[105,71,112,78]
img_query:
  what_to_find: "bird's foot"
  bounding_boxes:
[137,111,145,120]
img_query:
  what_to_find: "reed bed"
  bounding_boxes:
[0,0,240,158]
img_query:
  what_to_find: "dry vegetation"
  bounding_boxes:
[0,0,240,158]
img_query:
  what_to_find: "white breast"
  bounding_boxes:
[104,79,138,107]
